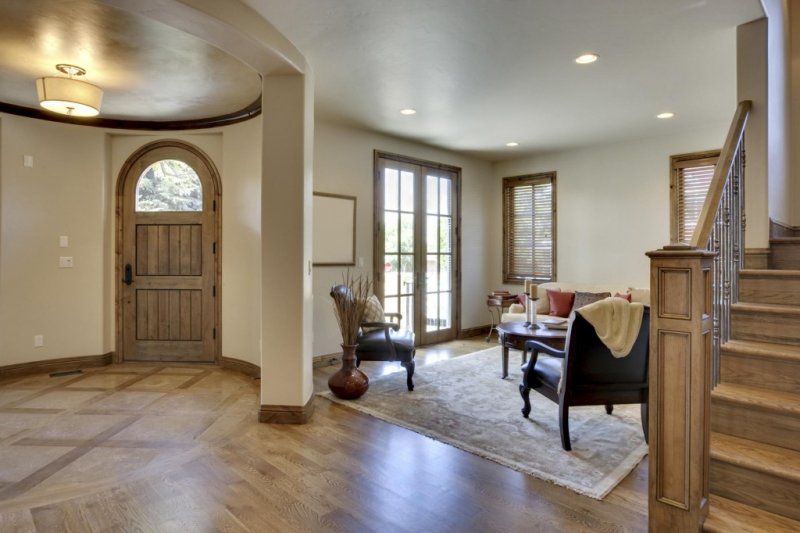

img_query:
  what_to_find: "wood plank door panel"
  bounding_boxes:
[118,142,219,363]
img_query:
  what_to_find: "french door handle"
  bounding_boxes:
[123,264,133,285]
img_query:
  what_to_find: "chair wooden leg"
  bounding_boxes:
[402,360,415,391]
[641,402,649,443]
[605,404,613,415]
[519,384,532,418]
[559,400,572,451]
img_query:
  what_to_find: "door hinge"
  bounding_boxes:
[213,285,216,297]
[213,242,216,254]
[213,200,217,211]
[213,328,216,339]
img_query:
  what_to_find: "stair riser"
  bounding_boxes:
[720,353,800,394]
[712,401,800,452]
[739,277,800,306]
[731,310,800,346]
[769,243,800,270]
[710,460,800,522]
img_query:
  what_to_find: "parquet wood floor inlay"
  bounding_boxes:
[0,339,648,532]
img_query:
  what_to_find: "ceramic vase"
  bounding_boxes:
[328,344,369,399]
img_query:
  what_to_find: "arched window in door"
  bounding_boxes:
[135,159,203,212]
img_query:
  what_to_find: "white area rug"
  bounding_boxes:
[319,346,648,499]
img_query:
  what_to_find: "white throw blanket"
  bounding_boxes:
[576,298,645,358]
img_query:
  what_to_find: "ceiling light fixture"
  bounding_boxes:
[36,64,103,117]
[400,108,417,115]
[505,142,519,147]
[656,112,675,119]
[575,53,599,64]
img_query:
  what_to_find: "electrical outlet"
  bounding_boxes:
[34,335,44,347]
[23,155,33,168]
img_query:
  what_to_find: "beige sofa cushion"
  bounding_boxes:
[500,281,650,323]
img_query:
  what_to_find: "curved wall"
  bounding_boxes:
[0,112,263,368]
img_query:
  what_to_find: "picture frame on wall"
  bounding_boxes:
[312,192,356,266]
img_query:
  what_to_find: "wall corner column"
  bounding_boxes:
[646,246,714,532]
[259,71,315,423]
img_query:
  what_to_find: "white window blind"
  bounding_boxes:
[671,152,719,245]
[503,173,555,283]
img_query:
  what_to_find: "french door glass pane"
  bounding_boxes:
[400,213,414,253]
[426,292,439,332]
[439,254,452,291]
[400,171,414,212]
[385,169,399,210]
[385,212,399,253]
[384,254,398,296]
[439,292,451,329]
[426,215,438,254]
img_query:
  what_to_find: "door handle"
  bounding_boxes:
[123,264,133,286]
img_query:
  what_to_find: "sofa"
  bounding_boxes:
[500,281,650,323]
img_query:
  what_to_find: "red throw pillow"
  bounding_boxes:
[547,289,575,318]
[614,292,632,302]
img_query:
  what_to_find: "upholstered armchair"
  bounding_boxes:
[330,285,416,391]
[519,305,650,451]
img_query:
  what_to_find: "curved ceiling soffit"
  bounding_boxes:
[0,0,307,130]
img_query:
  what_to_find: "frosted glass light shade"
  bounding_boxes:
[36,77,103,117]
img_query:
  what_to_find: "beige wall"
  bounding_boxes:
[491,124,729,291]
[312,122,494,358]
[761,0,792,227]
[0,114,107,365]
[738,18,770,248]
[0,113,264,368]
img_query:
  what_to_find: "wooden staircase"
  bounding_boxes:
[704,246,800,531]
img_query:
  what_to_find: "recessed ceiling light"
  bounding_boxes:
[505,142,519,147]
[657,112,675,119]
[575,53,599,64]
[400,108,417,115]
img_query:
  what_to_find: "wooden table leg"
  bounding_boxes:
[502,344,509,379]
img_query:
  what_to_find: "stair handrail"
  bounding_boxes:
[691,101,751,249]
[646,100,750,532]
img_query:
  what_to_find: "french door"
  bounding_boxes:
[374,152,460,345]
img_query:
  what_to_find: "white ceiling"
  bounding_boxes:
[246,0,764,161]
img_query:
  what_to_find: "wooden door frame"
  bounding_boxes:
[373,150,462,344]
[114,139,222,364]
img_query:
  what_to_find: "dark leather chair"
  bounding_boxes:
[519,306,650,451]
[330,285,416,391]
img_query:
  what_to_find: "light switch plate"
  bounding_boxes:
[59,235,69,247]
[59,256,73,268]
[23,155,34,168]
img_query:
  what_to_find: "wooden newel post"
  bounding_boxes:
[646,246,715,532]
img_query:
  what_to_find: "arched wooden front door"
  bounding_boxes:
[117,141,221,362]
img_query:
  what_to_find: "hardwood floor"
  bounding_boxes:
[0,337,647,532]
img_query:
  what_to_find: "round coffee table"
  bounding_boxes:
[496,321,567,378]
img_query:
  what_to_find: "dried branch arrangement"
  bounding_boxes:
[330,271,373,346]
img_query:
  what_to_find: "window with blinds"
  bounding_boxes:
[670,151,720,244]
[502,172,556,283]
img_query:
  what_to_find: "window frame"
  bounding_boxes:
[670,150,720,244]
[502,171,557,284]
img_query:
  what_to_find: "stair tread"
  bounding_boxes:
[711,432,800,483]
[741,268,800,277]
[713,383,800,415]
[722,339,800,362]
[705,495,800,533]
[732,301,800,314]
[771,237,800,243]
